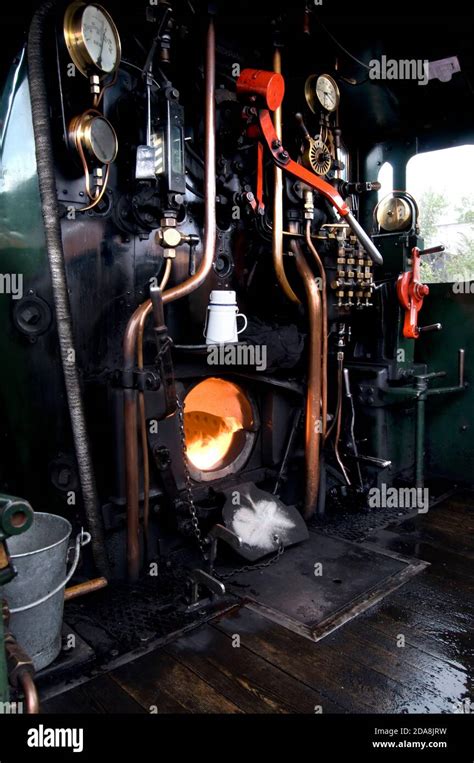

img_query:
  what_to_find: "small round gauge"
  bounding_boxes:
[64,2,121,77]
[88,115,118,162]
[305,73,340,113]
[70,112,118,164]
[376,195,412,232]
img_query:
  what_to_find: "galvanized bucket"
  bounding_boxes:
[4,513,90,671]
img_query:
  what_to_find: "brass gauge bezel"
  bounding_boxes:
[64,1,121,77]
[69,111,118,165]
[375,194,413,233]
[305,73,340,114]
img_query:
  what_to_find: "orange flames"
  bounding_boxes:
[184,411,243,470]
[183,378,252,472]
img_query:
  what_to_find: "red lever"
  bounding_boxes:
[236,68,384,265]
[257,109,350,216]
[396,247,430,339]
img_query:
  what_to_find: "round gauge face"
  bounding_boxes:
[81,5,118,73]
[64,2,121,77]
[315,74,340,113]
[89,116,117,163]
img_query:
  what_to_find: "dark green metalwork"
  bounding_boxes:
[417,284,474,482]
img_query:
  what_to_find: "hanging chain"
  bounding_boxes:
[214,541,285,581]
[175,395,207,559]
[175,395,286,578]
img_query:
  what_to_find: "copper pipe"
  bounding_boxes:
[138,390,150,558]
[273,47,300,305]
[123,17,216,580]
[305,220,327,437]
[64,577,108,601]
[290,225,323,518]
[19,671,39,714]
[138,258,172,557]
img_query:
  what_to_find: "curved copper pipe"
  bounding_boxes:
[124,17,216,580]
[273,47,300,305]
[138,258,173,558]
[305,220,327,437]
[290,225,323,518]
[19,671,39,714]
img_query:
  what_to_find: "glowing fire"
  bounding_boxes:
[184,411,243,470]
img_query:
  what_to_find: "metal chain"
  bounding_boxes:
[175,395,207,558]
[214,541,285,581]
[175,395,286,578]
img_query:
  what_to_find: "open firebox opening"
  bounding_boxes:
[183,378,254,473]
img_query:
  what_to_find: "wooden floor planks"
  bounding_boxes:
[42,493,473,714]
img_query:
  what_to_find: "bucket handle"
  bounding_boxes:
[8,530,92,614]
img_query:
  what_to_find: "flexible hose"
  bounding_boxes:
[27,0,110,576]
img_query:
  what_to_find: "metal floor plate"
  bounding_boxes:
[225,530,429,641]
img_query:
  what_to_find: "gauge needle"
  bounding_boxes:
[96,24,107,69]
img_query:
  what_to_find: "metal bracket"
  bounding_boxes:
[207,524,242,575]
[186,568,226,612]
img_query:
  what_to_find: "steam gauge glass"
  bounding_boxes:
[64,2,121,77]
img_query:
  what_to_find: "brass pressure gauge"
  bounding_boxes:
[375,195,413,232]
[69,111,118,165]
[305,73,340,114]
[64,2,121,77]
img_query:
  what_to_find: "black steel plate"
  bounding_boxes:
[225,530,428,641]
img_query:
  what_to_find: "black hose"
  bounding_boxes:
[27,1,110,576]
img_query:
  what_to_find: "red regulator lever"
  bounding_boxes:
[396,246,444,339]
[236,68,384,266]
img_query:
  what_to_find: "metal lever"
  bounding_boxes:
[348,454,392,469]
[344,211,384,266]
[459,348,465,387]
[295,112,311,140]
[417,323,442,334]
[235,76,385,266]
[257,110,384,266]
[184,234,199,276]
[419,245,445,256]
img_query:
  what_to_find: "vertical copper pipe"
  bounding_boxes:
[305,220,327,436]
[138,391,150,558]
[290,225,323,518]
[19,671,39,714]
[138,259,173,558]
[123,17,217,580]
[273,48,300,305]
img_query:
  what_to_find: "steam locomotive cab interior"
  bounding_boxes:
[0,0,472,717]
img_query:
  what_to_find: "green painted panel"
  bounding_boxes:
[416,282,474,481]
